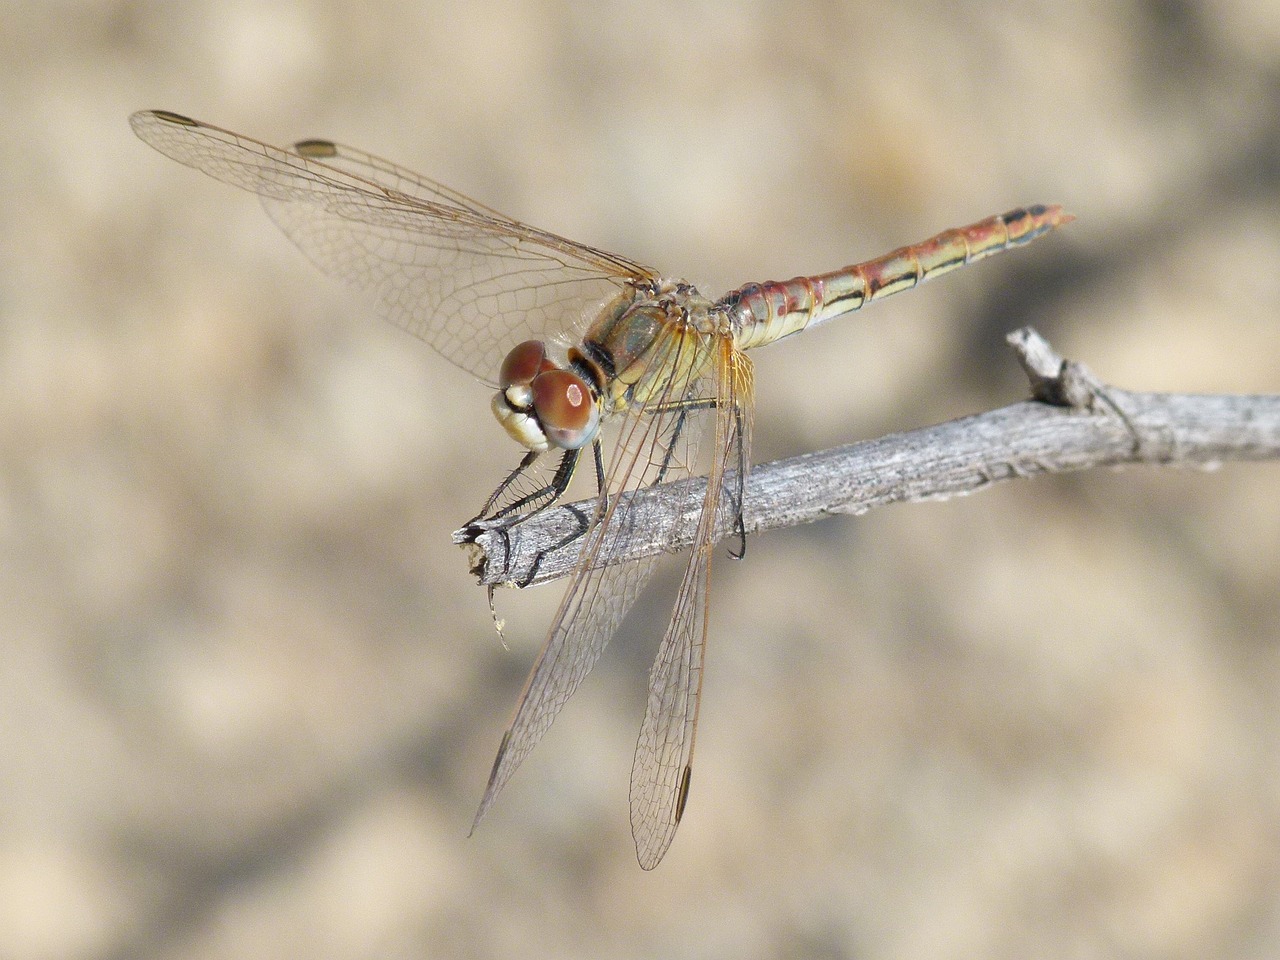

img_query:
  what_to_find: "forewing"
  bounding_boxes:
[129,110,658,380]
[630,341,754,870]
[471,327,719,832]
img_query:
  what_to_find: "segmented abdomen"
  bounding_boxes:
[727,204,1071,351]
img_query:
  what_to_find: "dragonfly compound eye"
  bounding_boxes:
[532,369,600,450]
[499,340,557,389]
[498,340,560,414]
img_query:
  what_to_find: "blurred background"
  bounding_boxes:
[3,1,1279,958]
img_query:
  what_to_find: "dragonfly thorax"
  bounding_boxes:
[491,340,602,452]
[584,279,722,410]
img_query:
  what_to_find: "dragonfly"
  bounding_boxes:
[130,109,1071,869]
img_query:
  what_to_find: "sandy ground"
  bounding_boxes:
[2,1,1279,958]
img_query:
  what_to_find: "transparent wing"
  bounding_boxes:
[630,343,754,870]
[129,110,660,381]
[471,326,720,835]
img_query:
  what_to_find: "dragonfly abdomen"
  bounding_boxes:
[726,204,1071,351]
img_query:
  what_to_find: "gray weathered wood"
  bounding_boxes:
[455,328,1280,588]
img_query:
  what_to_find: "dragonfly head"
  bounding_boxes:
[491,340,601,452]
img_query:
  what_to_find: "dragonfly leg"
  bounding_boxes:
[726,403,748,560]
[650,394,747,556]
[592,437,607,509]
[651,395,716,485]
[468,449,540,526]
[516,437,608,586]
[470,448,581,528]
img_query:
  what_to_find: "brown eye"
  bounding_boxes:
[532,369,599,450]
[499,340,553,388]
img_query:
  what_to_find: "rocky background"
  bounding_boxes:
[2,1,1279,958]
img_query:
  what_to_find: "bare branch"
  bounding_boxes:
[456,328,1280,588]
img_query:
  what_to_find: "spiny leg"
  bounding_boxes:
[469,449,540,526]
[475,447,581,528]
[517,438,608,587]
[591,437,607,514]
[726,401,748,560]
[468,448,582,592]
[652,394,718,485]
[649,392,747,556]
